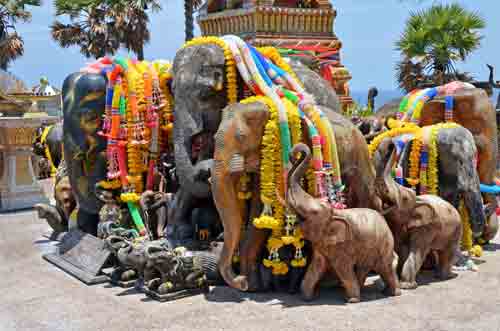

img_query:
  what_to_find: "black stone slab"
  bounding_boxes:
[42,230,111,285]
[143,286,209,302]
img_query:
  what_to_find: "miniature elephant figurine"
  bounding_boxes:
[145,245,209,294]
[286,143,401,302]
[105,236,165,288]
[374,141,463,289]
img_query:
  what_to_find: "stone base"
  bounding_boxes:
[0,185,48,211]
[43,253,109,285]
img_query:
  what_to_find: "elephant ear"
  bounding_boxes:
[327,216,352,246]
[409,201,436,229]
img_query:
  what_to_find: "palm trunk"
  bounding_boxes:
[137,45,144,61]
[185,0,194,42]
[0,26,8,71]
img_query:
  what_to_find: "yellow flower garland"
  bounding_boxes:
[428,126,439,195]
[368,125,420,157]
[40,125,57,177]
[183,37,238,104]
[407,130,423,188]
[459,199,473,252]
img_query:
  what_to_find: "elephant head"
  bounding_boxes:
[286,143,354,248]
[211,101,271,291]
[286,143,331,223]
[145,244,177,272]
[55,176,76,220]
[170,43,226,198]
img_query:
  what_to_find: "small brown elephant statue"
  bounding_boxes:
[286,143,401,302]
[374,141,463,289]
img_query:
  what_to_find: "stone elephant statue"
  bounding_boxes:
[34,160,77,234]
[61,72,108,235]
[144,245,209,294]
[33,122,64,172]
[286,143,401,302]
[374,140,463,289]
[211,101,382,291]
[373,127,489,237]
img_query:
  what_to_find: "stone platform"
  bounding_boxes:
[2,210,500,330]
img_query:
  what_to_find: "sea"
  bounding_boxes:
[350,89,500,112]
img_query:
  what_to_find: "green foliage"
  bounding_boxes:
[0,0,41,69]
[344,102,374,119]
[51,0,161,59]
[395,3,485,90]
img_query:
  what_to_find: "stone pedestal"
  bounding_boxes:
[0,117,52,211]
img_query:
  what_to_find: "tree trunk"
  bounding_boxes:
[185,0,194,42]
[0,25,8,71]
[137,45,144,61]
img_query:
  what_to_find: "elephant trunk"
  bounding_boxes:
[463,190,486,235]
[211,160,248,291]
[287,143,325,217]
[374,138,399,208]
[172,100,211,199]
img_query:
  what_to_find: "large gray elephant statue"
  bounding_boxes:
[61,73,108,235]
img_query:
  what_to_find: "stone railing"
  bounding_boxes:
[198,6,337,38]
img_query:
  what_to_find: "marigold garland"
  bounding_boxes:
[368,124,420,157]
[407,130,423,188]
[459,199,473,252]
[428,126,439,195]
[182,36,238,104]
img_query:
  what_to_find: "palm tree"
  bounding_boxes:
[0,0,41,70]
[51,0,160,60]
[184,0,202,41]
[51,0,121,58]
[395,3,485,91]
[109,0,161,60]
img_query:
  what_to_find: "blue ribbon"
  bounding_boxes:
[480,184,500,194]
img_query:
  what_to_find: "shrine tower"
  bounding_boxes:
[197,0,353,110]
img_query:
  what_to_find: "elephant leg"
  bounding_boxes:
[400,229,434,289]
[77,209,99,236]
[356,267,370,288]
[331,257,360,303]
[378,262,401,297]
[437,226,461,280]
[300,251,327,301]
[397,243,409,276]
[166,188,196,247]
[240,225,268,291]
[240,177,265,291]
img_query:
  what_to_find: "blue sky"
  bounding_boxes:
[9,0,500,93]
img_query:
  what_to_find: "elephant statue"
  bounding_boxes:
[140,191,172,240]
[167,44,341,240]
[374,141,463,289]
[34,160,77,234]
[360,87,498,240]
[286,143,401,302]
[144,245,209,294]
[61,72,108,236]
[104,235,170,288]
[373,127,488,236]
[33,122,64,172]
[211,100,382,291]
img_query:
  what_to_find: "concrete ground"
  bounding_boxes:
[1,210,500,331]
